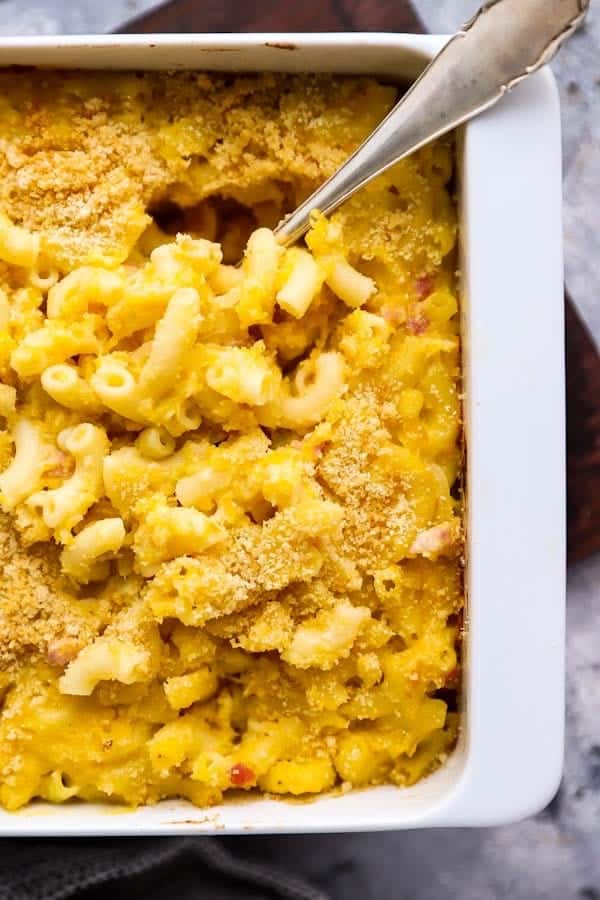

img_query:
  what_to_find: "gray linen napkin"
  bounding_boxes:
[0,837,329,900]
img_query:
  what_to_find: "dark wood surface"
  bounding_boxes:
[121,0,425,33]
[121,0,600,565]
[566,303,600,563]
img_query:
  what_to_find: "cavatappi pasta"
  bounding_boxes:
[0,71,462,811]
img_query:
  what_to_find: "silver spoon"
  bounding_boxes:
[274,0,589,246]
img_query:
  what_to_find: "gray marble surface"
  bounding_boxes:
[0,2,597,898]
[0,0,152,35]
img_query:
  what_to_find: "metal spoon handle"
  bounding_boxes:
[275,0,589,246]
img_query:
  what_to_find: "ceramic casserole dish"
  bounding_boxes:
[0,32,565,834]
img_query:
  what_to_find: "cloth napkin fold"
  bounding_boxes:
[0,837,329,900]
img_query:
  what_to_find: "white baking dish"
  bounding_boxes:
[0,32,565,834]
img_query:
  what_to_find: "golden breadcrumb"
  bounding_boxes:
[0,511,102,668]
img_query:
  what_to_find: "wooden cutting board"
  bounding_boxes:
[120,0,600,565]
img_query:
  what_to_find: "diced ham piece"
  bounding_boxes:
[410,523,454,557]
[405,314,429,335]
[381,305,405,326]
[415,275,434,300]
[47,637,82,667]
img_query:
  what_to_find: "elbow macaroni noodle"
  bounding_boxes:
[26,423,109,541]
[0,71,463,812]
[60,517,126,584]
[41,364,101,415]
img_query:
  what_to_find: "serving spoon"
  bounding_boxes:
[274,0,589,246]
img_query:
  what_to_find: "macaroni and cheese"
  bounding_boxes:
[0,71,463,810]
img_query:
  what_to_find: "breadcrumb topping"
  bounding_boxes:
[0,511,101,668]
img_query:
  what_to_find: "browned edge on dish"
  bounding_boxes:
[119,0,600,566]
